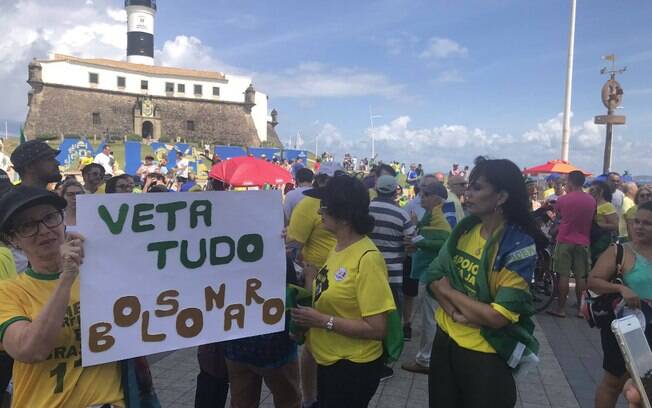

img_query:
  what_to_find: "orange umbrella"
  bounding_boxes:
[523,160,591,176]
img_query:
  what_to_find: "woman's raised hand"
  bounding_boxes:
[60,233,85,280]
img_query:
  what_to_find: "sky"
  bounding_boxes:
[1,0,651,174]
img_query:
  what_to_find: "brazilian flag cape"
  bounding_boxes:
[424,215,540,372]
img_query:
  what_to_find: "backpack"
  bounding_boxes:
[581,244,625,329]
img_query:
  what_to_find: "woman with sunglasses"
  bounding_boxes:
[291,175,395,407]
[59,179,84,226]
[626,186,652,240]
[0,186,124,407]
[425,157,546,408]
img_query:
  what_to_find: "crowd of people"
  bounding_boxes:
[0,138,648,407]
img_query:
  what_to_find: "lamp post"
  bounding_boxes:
[561,0,577,162]
[369,106,381,159]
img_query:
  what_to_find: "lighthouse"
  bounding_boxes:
[125,0,157,65]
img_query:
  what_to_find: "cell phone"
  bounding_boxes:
[612,315,652,408]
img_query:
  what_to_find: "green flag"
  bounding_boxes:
[19,127,26,145]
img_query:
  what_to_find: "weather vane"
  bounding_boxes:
[595,54,626,173]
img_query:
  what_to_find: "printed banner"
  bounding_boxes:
[77,191,286,367]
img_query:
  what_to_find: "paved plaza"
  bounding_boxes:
[150,301,626,407]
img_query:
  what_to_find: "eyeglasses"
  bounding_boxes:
[13,211,64,238]
[450,182,468,187]
[640,194,651,198]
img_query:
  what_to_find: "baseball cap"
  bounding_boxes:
[546,173,561,182]
[376,175,398,194]
[10,140,60,171]
[420,182,448,199]
[0,186,67,233]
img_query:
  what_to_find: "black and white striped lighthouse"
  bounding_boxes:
[125,0,157,66]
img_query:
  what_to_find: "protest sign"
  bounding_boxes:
[76,191,286,367]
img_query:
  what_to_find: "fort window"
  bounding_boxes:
[89,73,99,84]
[194,85,202,96]
[141,80,149,91]
[92,112,101,125]
[165,82,174,93]
[178,84,185,93]
[213,87,220,97]
[117,76,126,88]
[186,120,195,131]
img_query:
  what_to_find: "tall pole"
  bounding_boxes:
[604,121,613,174]
[369,106,381,159]
[561,0,577,162]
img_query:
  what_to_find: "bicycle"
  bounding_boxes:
[530,247,559,313]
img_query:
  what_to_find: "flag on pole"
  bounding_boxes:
[19,127,26,144]
[602,54,615,61]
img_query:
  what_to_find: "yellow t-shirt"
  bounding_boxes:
[597,201,617,226]
[620,197,635,237]
[287,197,336,267]
[626,205,638,221]
[543,188,555,199]
[435,224,519,353]
[308,237,396,366]
[0,270,124,407]
[0,247,17,282]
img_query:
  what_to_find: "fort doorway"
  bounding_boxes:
[142,121,154,139]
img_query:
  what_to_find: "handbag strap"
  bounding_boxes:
[614,243,624,281]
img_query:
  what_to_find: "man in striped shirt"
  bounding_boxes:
[369,175,416,314]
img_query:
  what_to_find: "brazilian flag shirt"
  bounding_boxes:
[0,269,124,407]
[436,224,520,353]
[308,237,396,366]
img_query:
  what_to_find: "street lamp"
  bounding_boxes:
[561,0,577,162]
[369,106,382,159]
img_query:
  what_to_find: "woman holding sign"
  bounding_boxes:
[0,186,125,407]
[291,175,396,408]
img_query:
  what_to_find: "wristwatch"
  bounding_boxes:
[325,316,334,331]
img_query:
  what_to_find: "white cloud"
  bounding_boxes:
[420,37,468,59]
[0,0,127,121]
[257,63,404,99]
[310,113,647,175]
[107,8,127,23]
[155,35,238,73]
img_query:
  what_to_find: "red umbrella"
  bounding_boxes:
[208,156,293,187]
[523,160,592,176]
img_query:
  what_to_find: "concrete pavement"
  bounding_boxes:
[149,310,596,407]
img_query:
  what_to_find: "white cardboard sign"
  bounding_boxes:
[77,191,286,367]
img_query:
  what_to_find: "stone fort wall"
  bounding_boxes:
[25,84,263,147]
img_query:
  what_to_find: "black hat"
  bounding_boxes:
[0,186,67,233]
[10,140,60,171]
